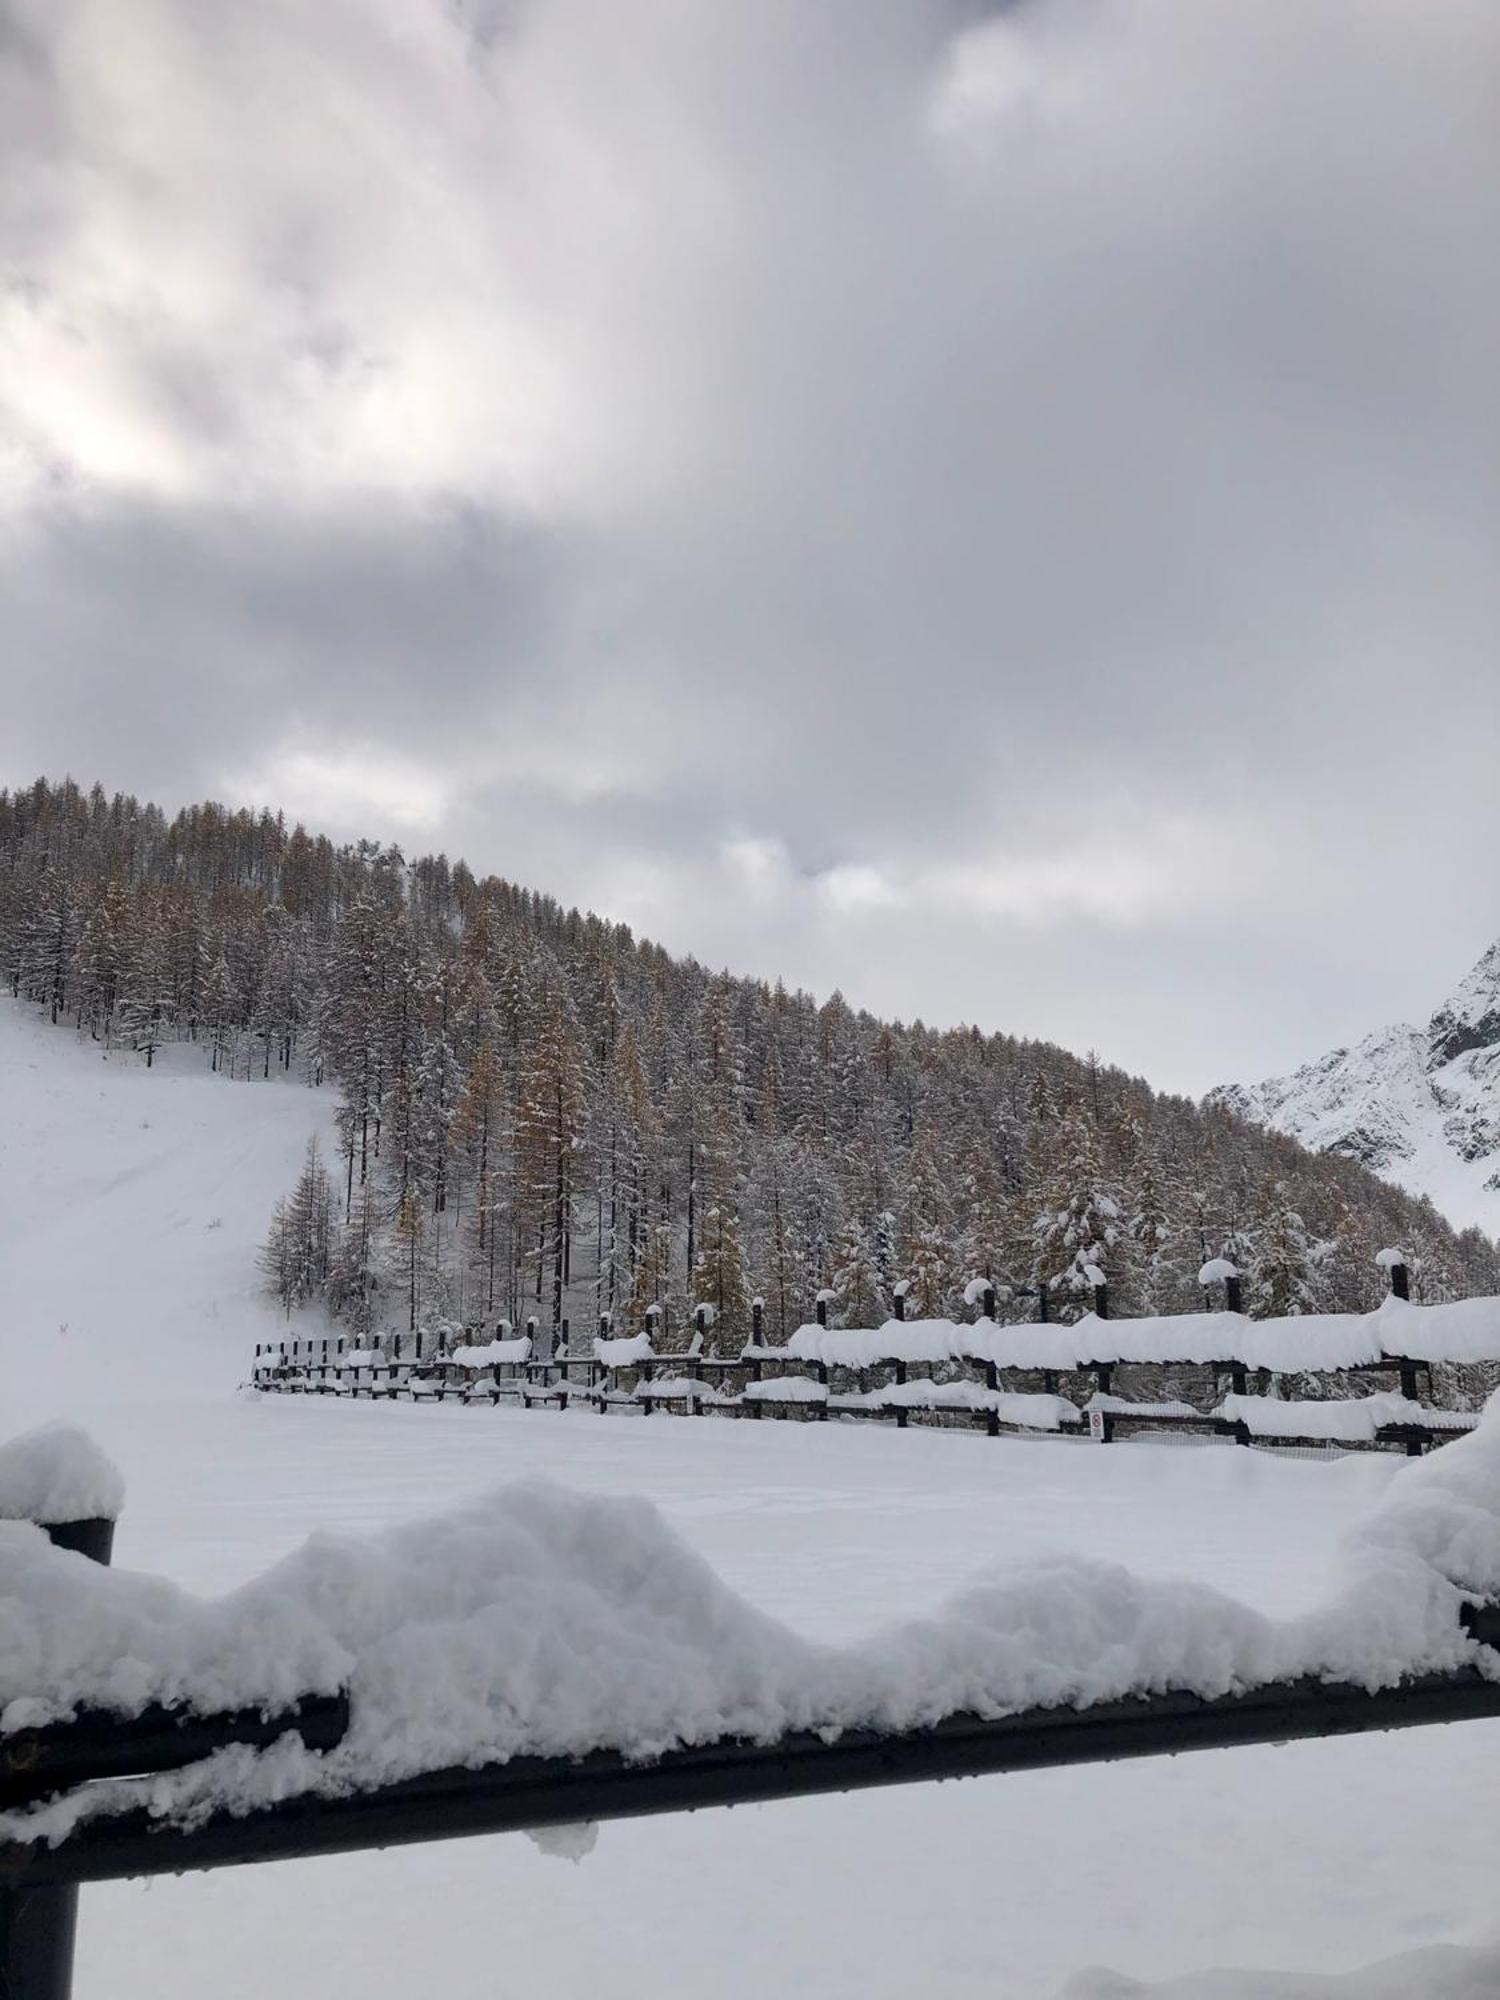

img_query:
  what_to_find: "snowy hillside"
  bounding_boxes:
[1213,940,1500,1237]
[0,994,334,1426]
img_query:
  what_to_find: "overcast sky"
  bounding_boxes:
[3,0,1497,1095]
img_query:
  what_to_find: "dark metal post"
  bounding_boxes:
[1092,1281,1109,1321]
[1387,1259,1410,1302]
[1037,1286,1049,1325]
[1224,1273,1243,1316]
[980,1284,996,1322]
[751,1299,763,1345]
[815,1295,828,1329]
[2,1504,118,2000]
[892,1288,905,1323]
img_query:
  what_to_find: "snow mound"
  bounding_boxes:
[0,1426,126,1527]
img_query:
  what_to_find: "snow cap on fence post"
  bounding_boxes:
[891,1278,909,1323]
[1085,1263,1109,1320]
[1199,1256,1242,1315]
[962,1276,997,1323]
[0,1424,124,1564]
[1376,1246,1411,1301]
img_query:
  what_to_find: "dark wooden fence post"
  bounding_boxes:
[691,1308,708,1410]
[815,1294,828,1329]
[892,1285,906,1323]
[751,1298,763,1345]
[1379,1250,1411,1302]
[981,1284,996,1323]
[1092,1280,1109,1321]
[1,1474,121,2000]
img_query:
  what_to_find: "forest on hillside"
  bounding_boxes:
[5,776,1497,1351]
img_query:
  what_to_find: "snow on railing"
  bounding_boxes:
[776,1293,1500,1373]
[1214,1393,1480,1443]
[593,1333,655,1367]
[443,1337,532,1369]
[5,1412,1500,2000]
[5,1401,1500,1856]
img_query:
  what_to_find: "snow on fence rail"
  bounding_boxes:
[3,1409,1500,2000]
[250,1283,1500,1457]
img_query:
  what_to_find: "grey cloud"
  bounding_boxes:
[1,0,1497,1091]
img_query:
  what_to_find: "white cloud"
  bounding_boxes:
[220,747,449,835]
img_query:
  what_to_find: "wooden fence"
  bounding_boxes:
[250,1260,1500,1460]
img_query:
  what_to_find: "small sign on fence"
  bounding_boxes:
[1088,1409,1106,1442]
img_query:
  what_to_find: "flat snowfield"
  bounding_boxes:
[2,998,1497,1998]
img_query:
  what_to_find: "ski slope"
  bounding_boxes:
[2,996,1498,1998]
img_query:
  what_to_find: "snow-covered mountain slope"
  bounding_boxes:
[0,994,335,1422]
[1212,940,1500,1236]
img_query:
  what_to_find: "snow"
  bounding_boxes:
[593,1334,654,1365]
[836,1383,1080,1427]
[1198,1258,1239,1285]
[1060,1941,1500,1997]
[774,1302,1500,1375]
[1214,1394,1478,1444]
[634,1377,722,1404]
[1372,1294,1500,1365]
[0,1425,126,1526]
[963,1276,994,1307]
[4,994,1500,2000]
[742,1374,829,1402]
[1374,1247,1409,1271]
[445,1338,532,1368]
[1085,1397,1204,1421]
[787,1318,966,1368]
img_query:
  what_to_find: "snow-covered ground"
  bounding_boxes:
[3,996,1499,1998]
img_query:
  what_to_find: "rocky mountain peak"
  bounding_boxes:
[1429,938,1500,1068]
[1213,937,1500,1237]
